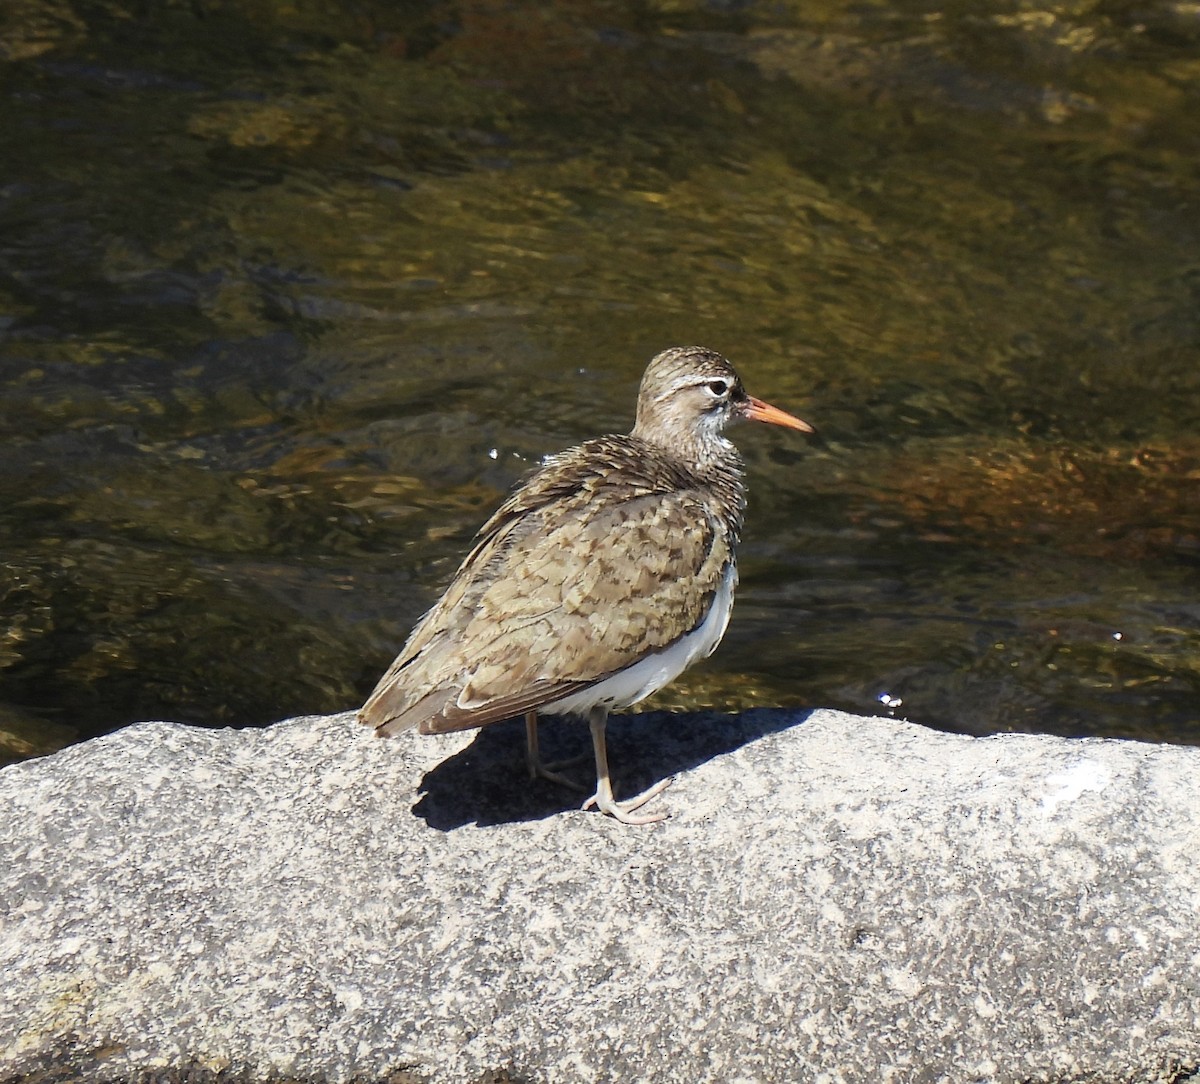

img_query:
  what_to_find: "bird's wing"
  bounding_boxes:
[359,471,734,736]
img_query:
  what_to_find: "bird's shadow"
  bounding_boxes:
[412,706,813,830]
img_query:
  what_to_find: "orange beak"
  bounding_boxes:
[741,395,814,434]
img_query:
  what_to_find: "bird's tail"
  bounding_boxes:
[359,685,455,738]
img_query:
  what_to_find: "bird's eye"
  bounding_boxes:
[705,379,730,397]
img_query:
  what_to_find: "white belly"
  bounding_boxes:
[544,563,736,717]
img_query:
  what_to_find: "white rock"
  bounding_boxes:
[1,708,1198,1083]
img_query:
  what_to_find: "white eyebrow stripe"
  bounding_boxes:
[651,374,718,404]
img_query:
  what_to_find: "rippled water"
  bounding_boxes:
[2,0,1199,762]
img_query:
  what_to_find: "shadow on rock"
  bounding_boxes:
[412,706,813,829]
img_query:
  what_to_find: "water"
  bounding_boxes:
[2,0,1199,763]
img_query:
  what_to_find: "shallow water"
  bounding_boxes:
[2,0,1199,761]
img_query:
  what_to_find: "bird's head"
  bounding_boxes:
[631,346,813,458]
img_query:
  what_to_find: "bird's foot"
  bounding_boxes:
[529,756,590,793]
[525,712,589,792]
[582,776,672,824]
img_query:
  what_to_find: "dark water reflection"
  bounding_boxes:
[2,0,1198,761]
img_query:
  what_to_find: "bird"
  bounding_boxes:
[359,346,813,824]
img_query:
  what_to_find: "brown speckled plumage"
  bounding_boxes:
[360,346,812,823]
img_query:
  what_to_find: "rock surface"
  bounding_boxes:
[1,707,1199,1084]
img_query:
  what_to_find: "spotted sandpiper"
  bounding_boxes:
[359,346,813,823]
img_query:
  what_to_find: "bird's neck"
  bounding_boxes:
[627,429,747,539]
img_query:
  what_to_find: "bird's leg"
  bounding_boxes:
[524,711,588,792]
[581,706,671,824]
